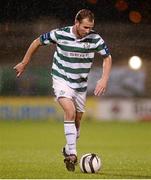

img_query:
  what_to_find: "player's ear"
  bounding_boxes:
[75,19,80,26]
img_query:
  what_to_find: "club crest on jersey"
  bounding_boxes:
[83,42,90,49]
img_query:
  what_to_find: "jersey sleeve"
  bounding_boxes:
[95,35,111,58]
[40,29,57,45]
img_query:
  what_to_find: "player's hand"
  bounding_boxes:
[13,62,26,77]
[94,79,107,96]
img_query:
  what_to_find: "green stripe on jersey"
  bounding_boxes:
[54,58,91,74]
[96,43,106,51]
[52,69,87,83]
[74,86,87,92]
[59,27,70,33]
[80,38,100,44]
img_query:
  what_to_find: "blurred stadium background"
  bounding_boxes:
[0,0,151,121]
[1,0,151,178]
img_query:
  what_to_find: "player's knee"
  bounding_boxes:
[65,110,76,120]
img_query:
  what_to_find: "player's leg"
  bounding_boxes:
[52,78,83,171]
[75,111,83,140]
[58,97,77,156]
[61,108,84,158]
[58,97,77,171]
[74,91,86,140]
[52,78,77,153]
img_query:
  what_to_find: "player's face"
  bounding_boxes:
[75,18,94,38]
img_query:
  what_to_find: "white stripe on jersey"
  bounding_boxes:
[99,49,107,55]
[49,29,57,42]
[84,33,100,39]
[95,38,105,47]
[57,39,96,49]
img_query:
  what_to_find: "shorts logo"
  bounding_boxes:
[59,90,65,95]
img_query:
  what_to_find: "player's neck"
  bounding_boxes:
[72,25,81,39]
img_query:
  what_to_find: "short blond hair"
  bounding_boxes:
[75,9,94,23]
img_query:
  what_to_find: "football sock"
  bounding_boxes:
[64,120,77,155]
[65,127,80,154]
[64,144,70,155]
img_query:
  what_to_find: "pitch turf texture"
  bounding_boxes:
[0,120,151,179]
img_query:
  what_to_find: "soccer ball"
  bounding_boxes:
[79,153,101,173]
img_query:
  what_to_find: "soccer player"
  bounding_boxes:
[14,9,112,172]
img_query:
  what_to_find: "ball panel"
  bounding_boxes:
[81,154,90,173]
[79,153,101,173]
[92,155,101,172]
[89,154,96,173]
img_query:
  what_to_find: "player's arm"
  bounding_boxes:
[13,29,57,77]
[94,35,112,96]
[94,55,112,96]
[13,37,42,77]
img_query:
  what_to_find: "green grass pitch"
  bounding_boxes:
[0,119,151,179]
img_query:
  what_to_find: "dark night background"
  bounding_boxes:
[0,0,151,23]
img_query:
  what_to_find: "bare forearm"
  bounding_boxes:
[94,55,112,96]
[101,55,112,82]
[13,37,41,77]
[22,38,41,66]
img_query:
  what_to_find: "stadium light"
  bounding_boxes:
[128,56,142,70]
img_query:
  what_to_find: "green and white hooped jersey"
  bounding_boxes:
[40,26,111,92]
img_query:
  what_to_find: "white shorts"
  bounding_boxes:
[52,77,87,112]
